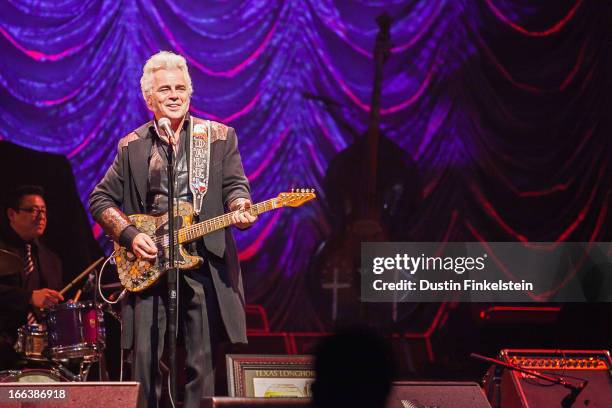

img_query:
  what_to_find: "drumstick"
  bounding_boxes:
[73,289,82,302]
[60,257,105,296]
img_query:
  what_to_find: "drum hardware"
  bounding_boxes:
[38,350,82,382]
[0,368,68,383]
[15,323,48,361]
[100,300,122,323]
[77,356,96,382]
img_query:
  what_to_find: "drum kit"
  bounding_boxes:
[0,252,115,383]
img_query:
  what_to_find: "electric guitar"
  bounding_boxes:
[114,190,316,292]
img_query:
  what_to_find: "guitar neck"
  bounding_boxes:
[178,198,278,243]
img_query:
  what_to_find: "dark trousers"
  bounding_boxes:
[132,269,224,408]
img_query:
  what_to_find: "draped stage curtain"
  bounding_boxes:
[0,0,610,332]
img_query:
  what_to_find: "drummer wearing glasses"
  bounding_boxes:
[0,185,64,369]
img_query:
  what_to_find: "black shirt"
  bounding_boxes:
[146,117,192,215]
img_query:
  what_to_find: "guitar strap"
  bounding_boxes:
[188,119,212,215]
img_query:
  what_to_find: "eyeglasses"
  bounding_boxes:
[17,207,47,217]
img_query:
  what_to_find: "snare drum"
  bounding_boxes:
[46,301,105,360]
[0,368,66,382]
[15,324,48,360]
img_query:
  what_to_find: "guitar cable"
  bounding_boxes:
[97,250,127,305]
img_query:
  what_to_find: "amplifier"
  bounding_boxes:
[387,381,492,408]
[484,349,612,408]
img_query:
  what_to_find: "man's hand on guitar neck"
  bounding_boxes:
[229,198,257,229]
[132,233,158,260]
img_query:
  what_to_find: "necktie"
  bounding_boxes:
[24,244,37,324]
[24,243,34,277]
[27,312,37,325]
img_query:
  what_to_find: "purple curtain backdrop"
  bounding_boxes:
[0,0,610,331]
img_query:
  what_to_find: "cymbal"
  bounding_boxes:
[0,248,23,276]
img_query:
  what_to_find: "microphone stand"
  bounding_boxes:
[472,353,588,408]
[166,131,178,405]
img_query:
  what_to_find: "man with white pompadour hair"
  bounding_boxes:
[90,50,257,407]
[140,51,193,100]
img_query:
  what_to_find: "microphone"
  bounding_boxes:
[157,117,174,144]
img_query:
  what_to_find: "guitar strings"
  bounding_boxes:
[149,199,279,247]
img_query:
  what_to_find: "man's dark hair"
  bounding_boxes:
[5,185,45,210]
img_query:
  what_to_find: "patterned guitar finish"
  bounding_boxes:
[114,190,316,292]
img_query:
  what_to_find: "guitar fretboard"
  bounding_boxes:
[178,198,278,244]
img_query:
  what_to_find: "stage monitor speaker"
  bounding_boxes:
[0,381,140,408]
[485,349,612,408]
[387,381,492,408]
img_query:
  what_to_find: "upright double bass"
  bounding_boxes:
[312,13,420,328]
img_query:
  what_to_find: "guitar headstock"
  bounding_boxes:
[277,189,316,208]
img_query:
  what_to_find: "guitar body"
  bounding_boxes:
[114,201,203,292]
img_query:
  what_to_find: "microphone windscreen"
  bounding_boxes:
[157,117,173,143]
[157,117,171,129]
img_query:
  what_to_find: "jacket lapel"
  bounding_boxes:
[128,122,153,207]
